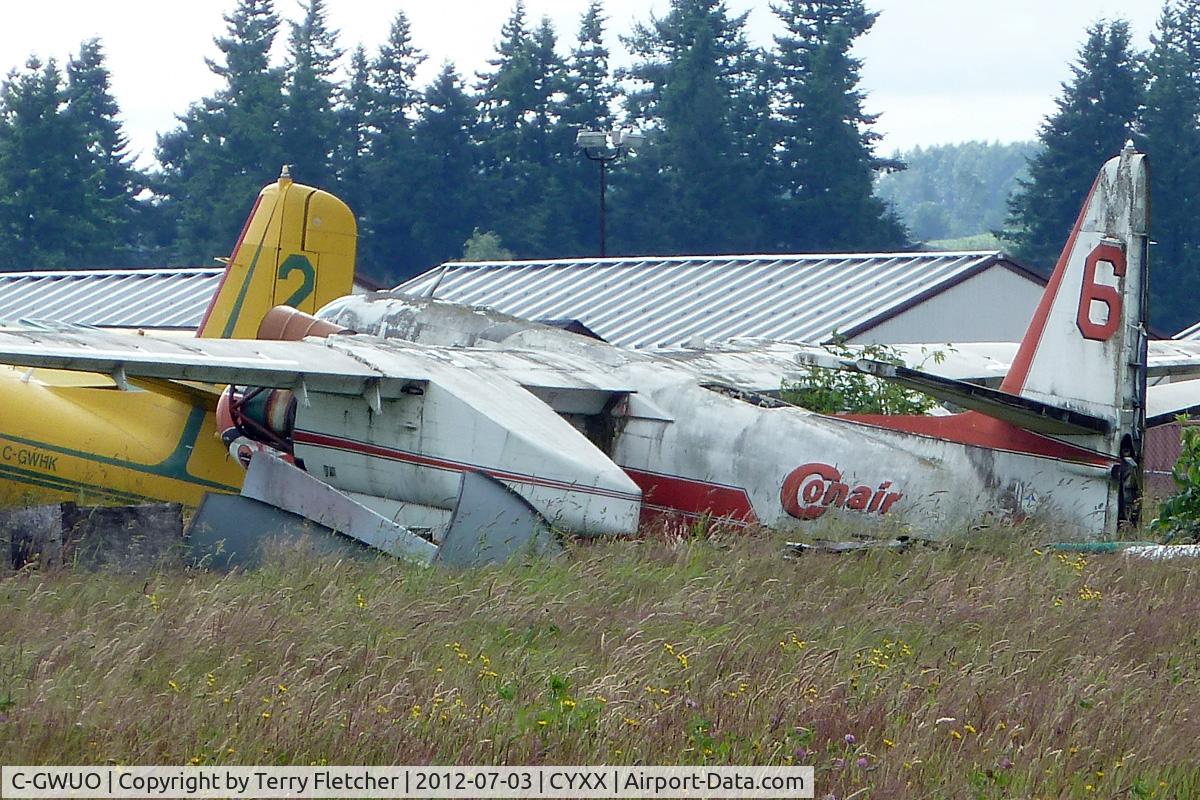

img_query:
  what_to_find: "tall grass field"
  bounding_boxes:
[2,528,1198,798]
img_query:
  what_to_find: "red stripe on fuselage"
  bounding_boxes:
[623,467,759,525]
[839,411,1115,468]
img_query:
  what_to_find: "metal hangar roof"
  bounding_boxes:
[395,251,1043,348]
[1174,319,1200,340]
[0,267,223,329]
[0,267,383,330]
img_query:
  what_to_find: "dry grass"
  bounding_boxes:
[1,527,1199,799]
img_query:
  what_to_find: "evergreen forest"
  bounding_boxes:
[2,0,1200,332]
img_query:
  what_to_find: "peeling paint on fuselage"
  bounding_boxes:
[318,294,1117,539]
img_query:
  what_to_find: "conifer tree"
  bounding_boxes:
[1005,20,1142,272]
[357,10,424,279]
[476,1,534,149]
[618,0,763,253]
[1142,2,1200,332]
[156,0,285,263]
[474,4,566,255]
[527,18,566,168]
[282,0,341,188]
[409,63,479,271]
[331,46,373,224]
[65,38,145,264]
[563,1,615,131]
[772,0,906,251]
[0,57,107,268]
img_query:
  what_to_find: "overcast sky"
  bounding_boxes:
[0,0,1164,167]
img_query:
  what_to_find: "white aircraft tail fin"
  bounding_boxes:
[999,144,1149,459]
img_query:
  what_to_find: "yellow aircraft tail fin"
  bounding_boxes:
[197,169,357,339]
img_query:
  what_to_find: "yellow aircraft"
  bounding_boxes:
[0,170,357,509]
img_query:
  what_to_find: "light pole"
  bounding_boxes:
[576,128,644,257]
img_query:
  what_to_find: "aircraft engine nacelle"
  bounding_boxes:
[216,385,298,467]
[284,343,643,538]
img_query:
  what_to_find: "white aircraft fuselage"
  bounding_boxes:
[314,294,1119,538]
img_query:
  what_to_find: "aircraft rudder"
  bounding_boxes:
[999,145,1149,437]
[196,177,287,339]
[196,170,357,340]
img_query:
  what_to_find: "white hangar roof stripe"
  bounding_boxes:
[0,267,224,329]
[1174,319,1200,340]
[396,251,1045,348]
[0,267,382,330]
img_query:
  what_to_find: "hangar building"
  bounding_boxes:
[396,251,1046,347]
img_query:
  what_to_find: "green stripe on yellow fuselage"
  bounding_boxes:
[0,366,243,510]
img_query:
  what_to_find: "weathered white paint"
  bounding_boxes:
[0,151,1154,542]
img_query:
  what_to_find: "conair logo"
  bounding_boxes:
[780,463,903,520]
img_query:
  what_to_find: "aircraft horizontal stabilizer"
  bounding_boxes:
[241,451,440,562]
[192,452,560,567]
[1146,379,1200,427]
[796,352,1111,435]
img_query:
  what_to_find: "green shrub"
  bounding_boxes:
[780,340,942,415]
[1150,418,1200,543]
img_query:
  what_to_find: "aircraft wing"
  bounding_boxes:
[0,328,424,397]
[653,340,1021,392]
[379,342,636,394]
[1147,379,1200,427]
[656,338,1200,391]
[796,352,1111,435]
[355,339,639,415]
[650,342,836,392]
[0,327,637,413]
[1148,340,1200,379]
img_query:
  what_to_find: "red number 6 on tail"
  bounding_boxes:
[1076,242,1126,341]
